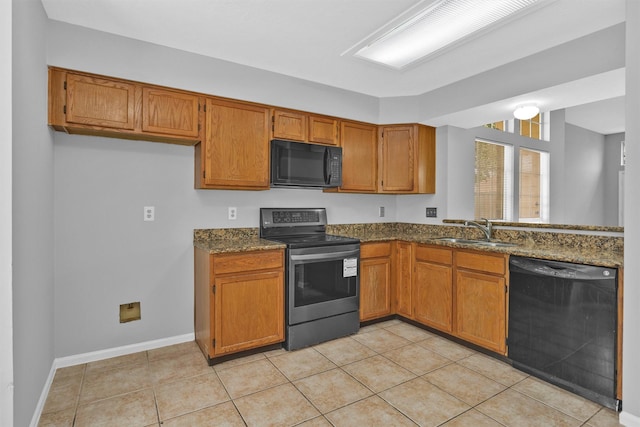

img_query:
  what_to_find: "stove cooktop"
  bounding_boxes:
[259,208,359,248]
[266,233,359,249]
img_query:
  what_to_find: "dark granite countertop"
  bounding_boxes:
[327,224,623,268]
[193,228,285,254]
[194,223,623,268]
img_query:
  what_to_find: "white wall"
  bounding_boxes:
[53,133,394,356]
[417,120,563,222]
[12,1,55,425]
[46,21,379,125]
[604,132,625,226]
[1,0,13,425]
[40,14,640,425]
[379,24,625,126]
[621,0,640,424]
[46,21,399,357]
[395,126,449,223]
[564,124,606,225]
[399,113,615,226]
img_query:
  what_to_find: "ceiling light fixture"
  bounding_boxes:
[354,0,545,69]
[513,104,540,120]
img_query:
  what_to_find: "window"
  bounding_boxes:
[519,148,549,223]
[519,112,550,141]
[484,119,514,133]
[474,140,513,221]
[475,141,549,223]
[484,112,549,141]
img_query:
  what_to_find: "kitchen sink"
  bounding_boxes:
[472,241,518,247]
[433,237,480,244]
[433,237,518,247]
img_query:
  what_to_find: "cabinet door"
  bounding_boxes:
[360,257,392,321]
[65,73,135,130]
[309,115,339,145]
[395,242,413,318]
[203,98,271,189]
[414,261,453,332]
[455,270,506,354]
[273,109,307,141]
[142,87,200,138]
[339,121,378,192]
[379,126,415,192]
[214,270,284,355]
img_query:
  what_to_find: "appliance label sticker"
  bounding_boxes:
[343,258,357,277]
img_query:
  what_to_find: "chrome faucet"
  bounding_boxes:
[464,218,493,241]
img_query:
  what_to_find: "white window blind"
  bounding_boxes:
[474,140,513,221]
[519,148,549,223]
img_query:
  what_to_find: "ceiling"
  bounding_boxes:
[40,0,627,134]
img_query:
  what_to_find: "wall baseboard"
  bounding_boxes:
[30,333,194,427]
[620,411,640,427]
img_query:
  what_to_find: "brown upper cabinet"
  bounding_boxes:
[335,121,379,193]
[48,68,437,193]
[195,98,271,190]
[272,108,339,146]
[379,124,436,194]
[272,109,307,141]
[64,73,136,130]
[48,67,202,146]
[333,122,436,194]
[141,87,200,138]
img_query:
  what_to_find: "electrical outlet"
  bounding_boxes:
[426,207,437,218]
[144,206,155,221]
[379,206,385,217]
[228,207,237,220]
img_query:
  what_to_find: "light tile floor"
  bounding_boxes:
[38,319,623,427]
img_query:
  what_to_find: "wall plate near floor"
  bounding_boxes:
[120,302,141,323]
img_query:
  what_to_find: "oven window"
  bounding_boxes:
[293,259,357,307]
[276,149,325,182]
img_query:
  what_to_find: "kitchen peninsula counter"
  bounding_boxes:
[328,223,624,268]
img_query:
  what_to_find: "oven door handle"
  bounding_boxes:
[290,250,359,262]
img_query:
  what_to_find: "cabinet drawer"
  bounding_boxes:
[415,245,452,265]
[456,251,506,275]
[213,250,284,275]
[361,242,392,258]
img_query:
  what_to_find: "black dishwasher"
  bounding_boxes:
[508,256,619,410]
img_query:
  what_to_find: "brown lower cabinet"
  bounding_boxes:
[359,242,392,321]
[454,250,508,355]
[413,245,453,333]
[194,248,285,363]
[364,242,508,356]
[394,241,413,318]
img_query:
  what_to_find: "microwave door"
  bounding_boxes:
[323,147,330,185]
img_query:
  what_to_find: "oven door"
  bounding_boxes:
[287,244,360,325]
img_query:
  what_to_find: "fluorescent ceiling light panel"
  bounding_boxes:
[355,0,544,69]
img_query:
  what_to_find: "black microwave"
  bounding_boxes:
[270,139,342,188]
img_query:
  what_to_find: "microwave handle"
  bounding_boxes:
[323,148,331,184]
